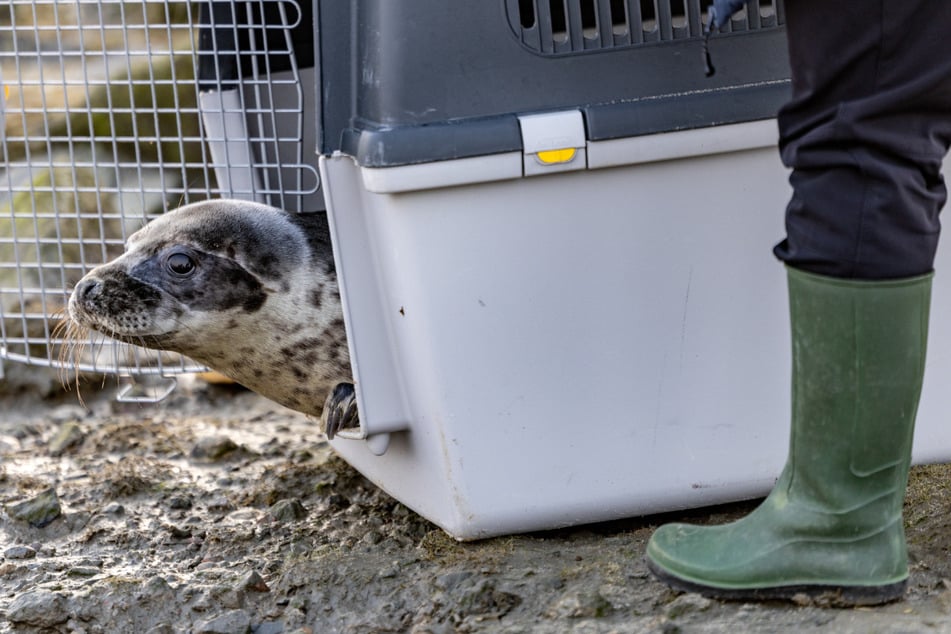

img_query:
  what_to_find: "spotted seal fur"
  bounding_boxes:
[67,199,358,437]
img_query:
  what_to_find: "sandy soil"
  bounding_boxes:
[2,378,951,634]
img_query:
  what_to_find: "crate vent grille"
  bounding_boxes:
[506,0,785,54]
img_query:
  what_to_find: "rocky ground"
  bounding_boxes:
[2,377,951,634]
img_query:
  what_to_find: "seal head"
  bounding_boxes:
[68,200,351,418]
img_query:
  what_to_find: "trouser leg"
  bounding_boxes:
[774,0,951,279]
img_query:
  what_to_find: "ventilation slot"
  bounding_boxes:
[506,0,785,55]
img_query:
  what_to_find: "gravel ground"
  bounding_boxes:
[3,378,951,634]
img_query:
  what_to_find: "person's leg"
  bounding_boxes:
[775,0,951,279]
[646,0,951,604]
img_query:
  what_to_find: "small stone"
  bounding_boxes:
[6,487,62,528]
[229,509,258,522]
[665,592,712,619]
[253,622,285,634]
[326,493,350,511]
[546,589,612,619]
[102,502,125,515]
[458,580,522,619]
[6,590,70,628]
[167,524,191,540]
[168,494,193,510]
[143,576,175,601]
[145,625,175,634]
[190,436,240,462]
[195,608,252,634]
[360,530,383,546]
[48,421,85,456]
[268,499,307,523]
[196,561,223,573]
[435,570,475,591]
[67,566,101,577]
[215,587,245,610]
[64,510,92,533]
[9,422,41,440]
[206,496,234,513]
[236,570,269,593]
[3,545,36,560]
[597,582,634,611]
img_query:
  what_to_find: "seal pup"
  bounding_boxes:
[67,199,358,437]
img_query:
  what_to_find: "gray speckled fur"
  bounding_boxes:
[68,200,351,416]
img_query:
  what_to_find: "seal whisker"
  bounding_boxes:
[55,315,82,390]
[131,335,162,375]
[63,320,92,406]
[51,309,73,386]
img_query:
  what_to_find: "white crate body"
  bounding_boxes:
[320,120,951,540]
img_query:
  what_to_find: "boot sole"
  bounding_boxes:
[647,558,907,607]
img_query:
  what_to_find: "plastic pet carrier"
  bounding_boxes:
[315,0,951,539]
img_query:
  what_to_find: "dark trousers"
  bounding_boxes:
[774,0,951,279]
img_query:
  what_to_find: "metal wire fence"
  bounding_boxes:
[0,0,315,382]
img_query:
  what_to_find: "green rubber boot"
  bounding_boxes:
[646,266,933,606]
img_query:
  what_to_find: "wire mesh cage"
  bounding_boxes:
[0,0,317,388]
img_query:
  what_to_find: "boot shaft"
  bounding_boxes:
[785,267,932,516]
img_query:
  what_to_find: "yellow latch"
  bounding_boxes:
[519,110,586,176]
[535,148,577,165]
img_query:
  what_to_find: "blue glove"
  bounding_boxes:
[703,0,748,76]
[708,0,747,30]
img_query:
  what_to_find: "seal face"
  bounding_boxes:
[68,200,352,419]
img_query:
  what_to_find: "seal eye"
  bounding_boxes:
[166,252,196,277]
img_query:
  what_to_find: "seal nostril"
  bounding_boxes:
[75,278,101,302]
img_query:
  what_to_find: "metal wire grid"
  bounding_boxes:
[0,0,315,378]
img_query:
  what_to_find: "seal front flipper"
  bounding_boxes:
[321,382,359,440]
